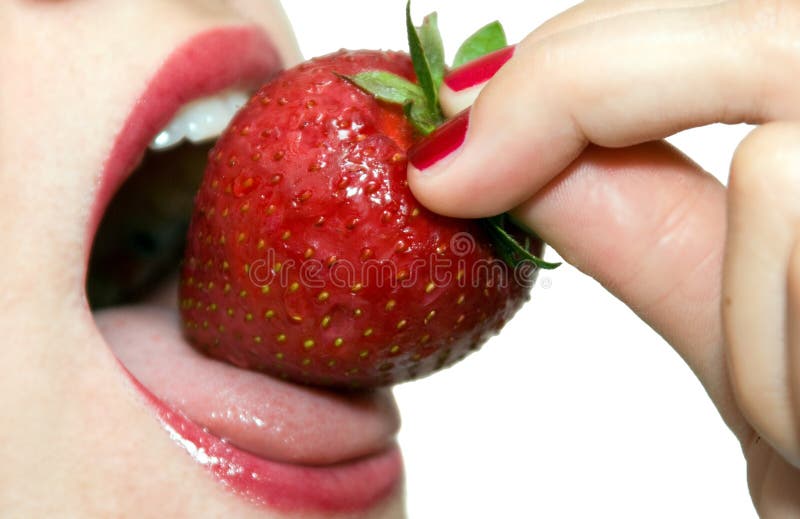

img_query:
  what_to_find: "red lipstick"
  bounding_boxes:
[131,373,403,514]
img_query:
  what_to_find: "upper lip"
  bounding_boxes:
[87,24,284,242]
[88,24,403,511]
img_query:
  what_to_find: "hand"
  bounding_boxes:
[408,1,800,515]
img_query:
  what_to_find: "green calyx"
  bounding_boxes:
[342,2,560,272]
[339,70,441,135]
[482,215,561,270]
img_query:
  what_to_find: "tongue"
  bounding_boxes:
[95,303,399,466]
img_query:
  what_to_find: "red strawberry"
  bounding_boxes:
[179,10,556,388]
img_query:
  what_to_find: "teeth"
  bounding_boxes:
[149,90,251,151]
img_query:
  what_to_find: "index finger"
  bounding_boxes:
[408,1,795,218]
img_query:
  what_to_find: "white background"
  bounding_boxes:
[282,1,757,517]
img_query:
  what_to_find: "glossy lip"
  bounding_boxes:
[87,26,403,514]
[127,370,403,514]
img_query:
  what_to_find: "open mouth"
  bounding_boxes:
[86,26,403,515]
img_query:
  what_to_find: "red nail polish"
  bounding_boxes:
[408,109,469,171]
[444,46,515,92]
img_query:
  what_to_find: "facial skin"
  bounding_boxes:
[0,2,403,517]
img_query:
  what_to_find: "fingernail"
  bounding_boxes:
[408,109,470,171]
[444,45,515,92]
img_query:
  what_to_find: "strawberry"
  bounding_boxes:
[179,6,558,388]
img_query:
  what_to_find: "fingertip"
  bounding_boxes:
[731,123,800,187]
[406,102,542,219]
[406,110,485,218]
[409,42,557,219]
[724,121,800,465]
[407,160,491,219]
[407,160,531,220]
[439,45,516,117]
[406,163,458,217]
[406,110,516,219]
[439,83,479,117]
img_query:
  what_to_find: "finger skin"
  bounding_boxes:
[514,140,749,439]
[440,0,726,116]
[410,1,800,219]
[528,0,727,45]
[724,122,800,468]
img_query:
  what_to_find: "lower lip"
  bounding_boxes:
[126,370,403,514]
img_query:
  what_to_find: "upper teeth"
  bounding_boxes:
[149,89,251,151]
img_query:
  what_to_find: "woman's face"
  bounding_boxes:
[0,1,404,517]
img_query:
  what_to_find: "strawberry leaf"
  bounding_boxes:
[341,71,438,135]
[453,21,507,68]
[403,102,438,135]
[405,1,443,120]
[418,12,445,93]
[483,215,561,270]
[341,71,425,106]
